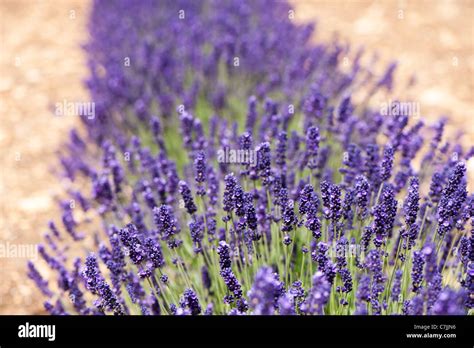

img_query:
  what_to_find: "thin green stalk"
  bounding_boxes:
[440,230,465,277]
[174,249,193,289]
[146,277,170,314]
[384,235,405,304]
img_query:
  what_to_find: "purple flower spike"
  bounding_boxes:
[437,162,467,237]
[354,175,370,220]
[48,221,61,240]
[340,143,361,186]
[248,267,282,315]
[119,223,146,265]
[181,288,202,315]
[338,268,353,293]
[61,205,83,241]
[464,263,474,309]
[27,261,53,297]
[329,183,342,225]
[153,205,181,249]
[365,249,384,284]
[305,126,320,170]
[404,176,419,227]
[275,130,287,170]
[223,174,237,217]
[194,150,207,196]
[83,253,124,315]
[355,275,371,315]
[431,289,467,315]
[217,241,232,270]
[189,218,204,253]
[391,270,403,302]
[92,174,114,208]
[144,237,165,270]
[282,199,296,232]
[364,143,380,189]
[278,293,295,315]
[299,184,322,238]
[220,267,243,303]
[429,172,444,204]
[299,184,318,216]
[179,181,197,215]
[337,96,353,123]
[256,142,272,186]
[244,192,258,232]
[305,207,322,239]
[380,144,394,182]
[372,184,397,247]
[411,250,425,294]
[245,96,257,132]
[320,180,331,218]
[300,271,330,314]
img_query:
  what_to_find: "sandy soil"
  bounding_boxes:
[0,0,472,314]
[291,0,474,157]
[0,0,89,314]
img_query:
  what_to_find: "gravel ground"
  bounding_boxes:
[0,0,472,314]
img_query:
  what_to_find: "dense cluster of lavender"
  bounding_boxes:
[27,0,473,315]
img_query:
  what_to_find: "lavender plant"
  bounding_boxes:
[30,0,473,315]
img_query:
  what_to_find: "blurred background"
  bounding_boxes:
[0,0,472,314]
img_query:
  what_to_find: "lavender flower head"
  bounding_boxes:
[179,180,197,215]
[404,176,420,227]
[354,175,370,220]
[153,205,181,248]
[248,267,282,315]
[194,150,207,196]
[380,144,394,182]
[119,223,146,265]
[180,288,202,315]
[305,126,320,169]
[300,271,330,314]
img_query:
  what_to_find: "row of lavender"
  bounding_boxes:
[27,0,473,315]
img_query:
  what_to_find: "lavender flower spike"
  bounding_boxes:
[300,271,330,315]
[248,267,282,315]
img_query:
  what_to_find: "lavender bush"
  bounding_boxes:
[29,0,473,315]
